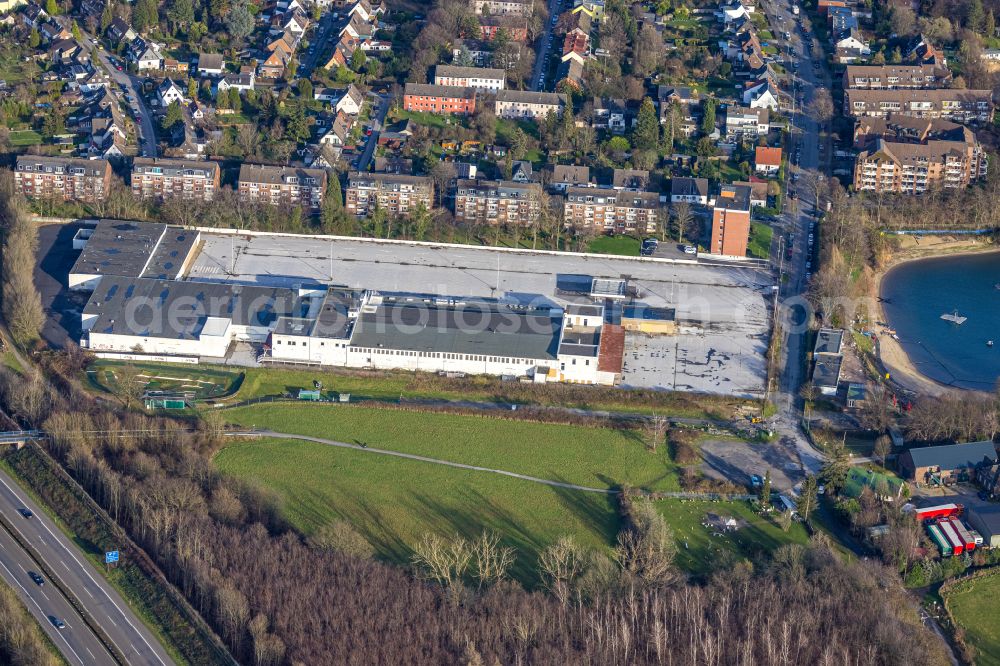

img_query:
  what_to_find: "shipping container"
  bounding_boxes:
[938,519,965,555]
[914,503,963,521]
[969,530,984,546]
[950,519,977,552]
[928,523,952,557]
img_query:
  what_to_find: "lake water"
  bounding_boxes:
[880,251,1000,390]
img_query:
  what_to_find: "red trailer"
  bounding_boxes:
[915,504,963,522]
[938,519,965,555]
[949,519,977,552]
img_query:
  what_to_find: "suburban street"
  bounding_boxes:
[531,0,563,90]
[299,10,336,79]
[0,521,115,665]
[0,469,173,666]
[82,34,158,157]
[354,93,389,170]
[761,0,830,476]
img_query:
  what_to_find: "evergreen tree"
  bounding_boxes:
[188,77,198,101]
[967,0,986,34]
[701,97,717,136]
[133,0,159,32]
[228,87,242,113]
[798,474,819,523]
[632,96,659,152]
[297,78,313,101]
[760,470,771,509]
[225,2,254,44]
[100,1,114,32]
[161,100,183,130]
[70,20,81,40]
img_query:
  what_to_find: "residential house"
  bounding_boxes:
[563,187,659,234]
[754,146,782,175]
[907,34,946,67]
[473,0,533,15]
[510,161,534,183]
[743,76,780,110]
[318,111,353,146]
[495,90,565,120]
[710,184,752,256]
[899,441,998,485]
[131,157,221,201]
[725,105,769,139]
[106,17,136,44]
[434,65,506,93]
[611,168,649,190]
[157,78,186,107]
[551,165,591,192]
[133,41,163,71]
[478,15,529,42]
[556,59,585,90]
[344,172,434,217]
[452,39,495,68]
[403,83,477,115]
[215,73,255,96]
[670,177,709,205]
[14,155,111,202]
[197,53,225,77]
[454,179,541,226]
[733,179,768,207]
[238,164,328,213]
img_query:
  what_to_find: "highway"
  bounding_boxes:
[0,468,174,666]
[0,522,115,665]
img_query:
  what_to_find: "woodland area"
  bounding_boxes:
[0,581,61,666]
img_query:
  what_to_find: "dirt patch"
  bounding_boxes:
[703,512,747,533]
[700,437,803,491]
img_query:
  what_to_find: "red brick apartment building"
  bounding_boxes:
[710,184,752,257]
[238,164,328,213]
[131,157,221,201]
[14,155,112,203]
[403,83,477,115]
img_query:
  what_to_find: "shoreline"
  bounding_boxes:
[872,237,999,397]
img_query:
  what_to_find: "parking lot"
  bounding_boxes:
[700,436,805,491]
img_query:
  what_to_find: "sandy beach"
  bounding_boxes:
[872,236,998,397]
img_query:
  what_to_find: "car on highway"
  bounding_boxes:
[18,507,32,518]
[28,571,44,586]
[49,616,66,630]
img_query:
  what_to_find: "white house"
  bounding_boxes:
[334,84,364,115]
[717,0,752,24]
[215,73,255,96]
[158,79,186,107]
[197,53,224,77]
[135,43,163,71]
[743,79,779,110]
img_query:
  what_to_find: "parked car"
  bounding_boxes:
[683,245,697,255]
[750,474,763,488]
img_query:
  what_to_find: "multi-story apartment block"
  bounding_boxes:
[238,164,327,212]
[495,90,566,120]
[131,158,221,201]
[844,88,994,123]
[563,187,659,235]
[724,106,770,139]
[842,64,952,90]
[853,140,987,194]
[710,184,752,257]
[403,83,477,115]
[434,65,506,93]
[14,156,112,203]
[345,172,434,217]
[472,0,533,15]
[454,179,541,226]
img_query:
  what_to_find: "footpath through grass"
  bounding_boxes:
[223,403,680,492]
[656,499,810,575]
[215,437,620,585]
[946,571,1000,666]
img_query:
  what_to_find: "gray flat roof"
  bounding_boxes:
[72,220,167,279]
[84,276,309,340]
[142,228,199,280]
[814,328,845,355]
[350,298,561,360]
[812,355,843,388]
[312,289,359,339]
[905,441,997,471]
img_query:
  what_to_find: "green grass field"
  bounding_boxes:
[9,130,43,146]
[946,572,1000,666]
[214,437,620,584]
[657,500,810,575]
[86,360,242,399]
[222,404,680,492]
[748,222,773,260]
[587,235,642,256]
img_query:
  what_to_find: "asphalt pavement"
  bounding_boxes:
[0,523,115,665]
[532,0,564,90]
[82,33,158,157]
[0,469,174,666]
[299,11,336,79]
[354,93,389,170]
